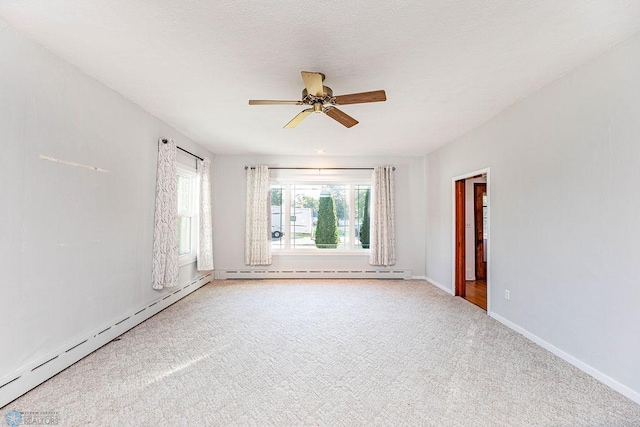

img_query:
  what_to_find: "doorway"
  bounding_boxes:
[453,169,490,311]
[474,183,487,281]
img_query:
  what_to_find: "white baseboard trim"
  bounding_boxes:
[0,271,213,409]
[489,312,640,405]
[425,277,454,295]
[410,275,427,280]
[216,269,412,280]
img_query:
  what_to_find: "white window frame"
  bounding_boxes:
[270,176,371,256]
[177,163,198,266]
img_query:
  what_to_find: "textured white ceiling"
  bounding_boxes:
[2,1,640,156]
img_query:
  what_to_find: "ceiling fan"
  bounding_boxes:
[249,71,386,128]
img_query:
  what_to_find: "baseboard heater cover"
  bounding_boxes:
[0,272,213,408]
[215,269,412,279]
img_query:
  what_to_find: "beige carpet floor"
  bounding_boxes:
[4,279,640,426]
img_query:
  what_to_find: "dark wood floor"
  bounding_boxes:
[464,279,487,310]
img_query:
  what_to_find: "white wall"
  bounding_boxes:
[426,32,640,399]
[213,155,426,275]
[464,176,486,280]
[0,20,213,381]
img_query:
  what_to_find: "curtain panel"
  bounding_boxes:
[369,166,396,266]
[197,157,214,271]
[152,139,179,289]
[245,165,271,266]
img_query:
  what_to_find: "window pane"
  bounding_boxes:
[291,184,319,249]
[178,216,191,255]
[271,181,369,251]
[329,185,349,250]
[177,174,191,214]
[270,185,284,250]
[354,185,371,249]
[288,184,350,250]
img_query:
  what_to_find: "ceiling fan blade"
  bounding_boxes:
[284,108,313,128]
[334,90,387,105]
[249,100,303,105]
[301,71,324,97]
[324,107,359,128]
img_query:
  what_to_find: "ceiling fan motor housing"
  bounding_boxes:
[302,86,334,107]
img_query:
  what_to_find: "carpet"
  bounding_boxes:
[3,279,640,426]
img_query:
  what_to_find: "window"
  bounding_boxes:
[177,163,198,265]
[270,177,371,252]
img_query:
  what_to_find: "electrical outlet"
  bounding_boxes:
[505,290,510,300]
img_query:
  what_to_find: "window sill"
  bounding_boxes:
[272,250,370,256]
[179,255,197,267]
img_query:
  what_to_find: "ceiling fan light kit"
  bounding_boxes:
[249,71,386,128]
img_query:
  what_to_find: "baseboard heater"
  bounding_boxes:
[216,269,412,280]
[0,272,213,409]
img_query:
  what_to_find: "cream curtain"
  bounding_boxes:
[245,165,271,265]
[369,166,396,266]
[152,139,179,289]
[197,157,214,271]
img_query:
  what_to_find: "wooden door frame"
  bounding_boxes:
[451,168,491,313]
[454,180,466,297]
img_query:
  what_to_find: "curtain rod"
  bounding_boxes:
[244,166,395,171]
[162,139,204,161]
